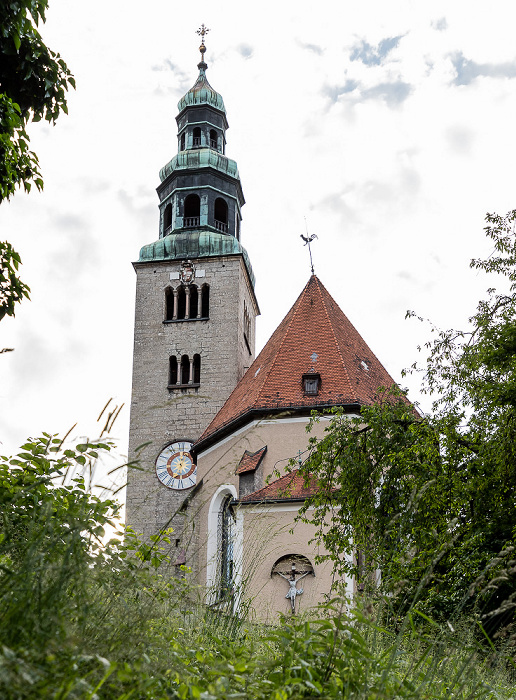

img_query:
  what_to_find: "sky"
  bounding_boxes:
[1,0,516,466]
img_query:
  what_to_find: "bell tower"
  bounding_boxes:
[126,29,259,546]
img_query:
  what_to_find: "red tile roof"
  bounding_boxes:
[197,275,399,449]
[236,446,267,475]
[239,470,319,503]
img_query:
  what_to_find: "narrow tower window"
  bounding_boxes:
[184,194,200,228]
[169,356,178,385]
[177,286,186,320]
[243,304,252,354]
[193,354,201,384]
[193,127,202,147]
[214,198,228,233]
[210,129,218,150]
[180,132,185,151]
[201,283,210,318]
[180,355,190,385]
[190,285,198,318]
[165,287,175,321]
[163,203,172,234]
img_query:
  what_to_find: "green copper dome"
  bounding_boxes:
[159,149,239,183]
[177,62,226,114]
[138,231,255,288]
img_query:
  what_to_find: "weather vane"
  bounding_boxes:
[196,24,210,61]
[300,218,318,275]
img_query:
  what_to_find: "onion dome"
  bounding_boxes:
[177,53,226,114]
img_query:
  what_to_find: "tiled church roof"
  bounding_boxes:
[239,470,319,503]
[196,275,399,451]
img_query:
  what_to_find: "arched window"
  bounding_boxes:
[184,194,200,228]
[177,286,186,320]
[190,285,199,319]
[169,356,178,385]
[164,284,208,323]
[193,127,201,147]
[214,198,228,233]
[167,354,201,388]
[210,129,218,150]
[193,354,201,384]
[163,203,172,234]
[217,495,234,600]
[165,287,175,321]
[201,283,210,318]
[180,132,185,151]
[180,355,190,385]
[243,303,251,353]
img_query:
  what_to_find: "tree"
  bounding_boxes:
[0,0,74,319]
[296,210,516,626]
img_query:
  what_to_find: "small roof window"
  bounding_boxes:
[302,373,321,395]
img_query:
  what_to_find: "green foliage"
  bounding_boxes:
[0,240,30,320]
[0,432,513,697]
[296,211,516,626]
[0,0,74,202]
[0,0,74,321]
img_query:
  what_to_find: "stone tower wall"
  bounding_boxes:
[126,253,257,544]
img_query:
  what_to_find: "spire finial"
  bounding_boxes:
[196,24,210,64]
[300,218,318,275]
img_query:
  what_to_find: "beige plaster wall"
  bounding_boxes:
[189,415,355,622]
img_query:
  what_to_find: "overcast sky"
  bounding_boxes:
[1,0,516,462]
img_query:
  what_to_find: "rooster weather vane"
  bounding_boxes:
[300,218,318,275]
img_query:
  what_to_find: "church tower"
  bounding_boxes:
[126,29,259,544]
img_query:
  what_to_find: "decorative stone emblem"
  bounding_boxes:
[180,260,195,284]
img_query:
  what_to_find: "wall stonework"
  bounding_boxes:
[126,253,257,545]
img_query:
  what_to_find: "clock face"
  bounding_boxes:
[155,441,197,490]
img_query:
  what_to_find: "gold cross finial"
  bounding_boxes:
[196,24,210,60]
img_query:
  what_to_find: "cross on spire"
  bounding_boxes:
[196,24,210,61]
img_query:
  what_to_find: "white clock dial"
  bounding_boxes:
[155,441,197,490]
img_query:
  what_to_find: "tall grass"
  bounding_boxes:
[0,432,514,698]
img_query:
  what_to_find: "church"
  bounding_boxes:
[126,31,399,621]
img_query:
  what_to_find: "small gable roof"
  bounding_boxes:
[239,470,319,503]
[236,446,267,475]
[196,275,399,452]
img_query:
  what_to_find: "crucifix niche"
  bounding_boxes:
[272,555,315,614]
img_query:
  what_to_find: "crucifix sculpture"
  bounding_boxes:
[275,562,314,613]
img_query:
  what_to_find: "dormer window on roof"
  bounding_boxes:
[303,373,320,395]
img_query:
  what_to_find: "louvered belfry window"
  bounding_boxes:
[217,495,234,600]
[303,373,321,395]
